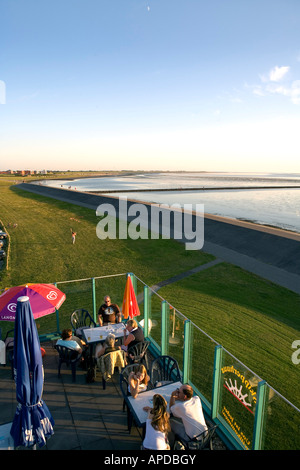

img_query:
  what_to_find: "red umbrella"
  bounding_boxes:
[0,283,66,321]
[122,276,140,319]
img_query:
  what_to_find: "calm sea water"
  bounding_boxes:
[43,172,300,233]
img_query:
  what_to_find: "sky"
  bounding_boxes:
[1,0,300,173]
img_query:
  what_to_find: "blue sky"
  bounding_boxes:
[1,0,300,172]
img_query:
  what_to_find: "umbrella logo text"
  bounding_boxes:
[7,303,17,313]
[47,291,58,301]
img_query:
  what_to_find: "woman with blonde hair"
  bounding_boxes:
[128,364,149,399]
[142,394,171,450]
[95,333,120,360]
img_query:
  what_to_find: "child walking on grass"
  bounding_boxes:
[71,229,77,244]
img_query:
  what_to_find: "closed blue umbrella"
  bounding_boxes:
[10,296,54,448]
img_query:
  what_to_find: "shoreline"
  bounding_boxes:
[17,181,300,293]
[87,190,300,240]
[88,185,300,193]
[21,181,300,240]
[34,182,300,236]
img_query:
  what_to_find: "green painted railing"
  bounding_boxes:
[36,272,300,450]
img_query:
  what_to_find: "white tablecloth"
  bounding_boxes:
[83,323,126,344]
[128,381,182,426]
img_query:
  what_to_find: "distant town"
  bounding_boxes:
[0,169,49,176]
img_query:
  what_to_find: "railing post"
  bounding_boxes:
[91,277,97,324]
[161,300,168,355]
[252,380,268,450]
[183,320,191,383]
[211,344,223,420]
[143,285,149,337]
[54,282,60,333]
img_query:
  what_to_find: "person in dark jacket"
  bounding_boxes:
[123,318,144,350]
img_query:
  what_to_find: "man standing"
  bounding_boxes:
[98,295,122,326]
[169,384,208,442]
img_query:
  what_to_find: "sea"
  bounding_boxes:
[43,172,300,234]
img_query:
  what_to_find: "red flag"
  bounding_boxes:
[122,276,140,319]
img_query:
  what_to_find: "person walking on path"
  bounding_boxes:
[71,229,77,244]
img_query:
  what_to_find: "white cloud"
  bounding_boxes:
[269,65,290,82]
[266,80,300,104]
[260,65,289,83]
[253,65,300,104]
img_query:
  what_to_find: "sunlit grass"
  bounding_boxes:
[158,263,300,407]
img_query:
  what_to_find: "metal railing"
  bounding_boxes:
[34,272,300,451]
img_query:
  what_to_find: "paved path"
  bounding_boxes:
[150,259,223,293]
[18,183,300,295]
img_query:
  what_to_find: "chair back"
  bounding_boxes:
[97,349,126,380]
[150,355,181,387]
[189,424,219,450]
[54,344,81,382]
[4,329,14,349]
[54,344,81,365]
[119,363,140,396]
[120,363,139,383]
[127,340,150,367]
[70,309,96,335]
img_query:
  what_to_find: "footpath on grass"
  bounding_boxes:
[17,182,300,295]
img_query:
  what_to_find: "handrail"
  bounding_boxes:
[34,271,300,449]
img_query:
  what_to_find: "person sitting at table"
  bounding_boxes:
[122,319,144,352]
[56,329,83,353]
[98,295,122,326]
[128,364,149,399]
[94,333,121,360]
[169,384,208,442]
[142,394,171,450]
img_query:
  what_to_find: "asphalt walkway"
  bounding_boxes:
[17,183,300,295]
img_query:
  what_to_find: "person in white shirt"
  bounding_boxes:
[169,384,208,442]
[142,394,171,450]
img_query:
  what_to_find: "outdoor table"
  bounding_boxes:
[82,322,126,345]
[127,381,182,433]
[82,323,126,365]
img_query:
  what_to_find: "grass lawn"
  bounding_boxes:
[158,264,300,408]
[0,178,213,323]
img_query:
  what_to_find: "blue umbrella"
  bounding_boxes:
[10,296,54,448]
